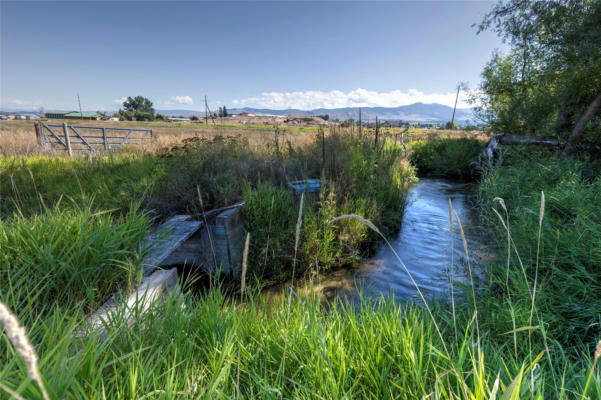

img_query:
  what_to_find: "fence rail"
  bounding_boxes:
[35,122,153,155]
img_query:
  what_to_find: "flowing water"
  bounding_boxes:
[307,178,493,304]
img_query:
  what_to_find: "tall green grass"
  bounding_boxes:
[409,138,484,177]
[477,148,601,348]
[0,154,166,217]
[0,203,149,315]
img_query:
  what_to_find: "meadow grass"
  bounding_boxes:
[408,138,485,178]
[1,132,600,399]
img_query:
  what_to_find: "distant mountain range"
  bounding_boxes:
[1,102,475,124]
[156,102,475,124]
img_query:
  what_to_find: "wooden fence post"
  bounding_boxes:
[374,116,379,148]
[102,127,108,150]
[63,122,73,157]
[34,121,42,146]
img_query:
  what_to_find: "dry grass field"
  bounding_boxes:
[0,119,490,157]
[0,119,320,156]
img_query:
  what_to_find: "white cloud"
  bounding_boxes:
[232,88,472,110]
[114,97,127,106]
[0,98,42,109]
[167,95,194,105]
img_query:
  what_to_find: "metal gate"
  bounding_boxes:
[35,122,153,155]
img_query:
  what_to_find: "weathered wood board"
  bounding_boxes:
[141,215,202,275]
[78,268,180,339]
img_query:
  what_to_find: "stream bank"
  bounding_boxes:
[289,178,493,304]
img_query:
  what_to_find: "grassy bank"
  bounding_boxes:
[1,135,600,398]
[1,128,413,282]
[408,137,485,178]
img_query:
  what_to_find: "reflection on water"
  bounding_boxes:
[304,178,492,304]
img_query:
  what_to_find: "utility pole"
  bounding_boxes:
[204,95,215,124]
[77,93,83,119]
[204,95,209,125]
[450,84,460,130]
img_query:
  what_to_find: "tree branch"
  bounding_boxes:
[564,92,601,155]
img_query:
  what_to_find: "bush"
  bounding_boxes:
[409,138,483,177]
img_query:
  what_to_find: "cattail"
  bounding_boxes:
[294,193,304,257]
[240,233,250,300]
[539,191,545,227]
[493,197,507,212]
[448,199,453,234]
[329,214,380,234]
[0,301,50,400]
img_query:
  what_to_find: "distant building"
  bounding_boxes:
[45,111,104,120]
[64,112,104,120]
[19,114,40,120]
[45,110,76,119]
[167,117,191,122]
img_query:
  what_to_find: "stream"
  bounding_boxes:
[303,178,493,304]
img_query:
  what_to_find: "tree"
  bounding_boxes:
[222,106,228,117]
[119,96,155,121]
[155,113,167,121]
[474,0,601,152]
[190,115,199,121]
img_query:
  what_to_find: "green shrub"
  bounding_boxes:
[409,138,483,177]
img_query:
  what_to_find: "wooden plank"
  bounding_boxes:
[141,215,202,275]
[79,268,180,339]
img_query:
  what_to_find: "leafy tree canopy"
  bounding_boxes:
[119,96,156,121]
[472,0,601,153]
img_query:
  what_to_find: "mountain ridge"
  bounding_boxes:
[1,102,475,124]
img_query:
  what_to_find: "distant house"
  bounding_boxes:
[19,114,40,120]
[45,110,76,119]
[167,117,191,122]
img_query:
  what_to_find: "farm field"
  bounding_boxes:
[0,119,490,156]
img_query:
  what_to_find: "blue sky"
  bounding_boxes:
[1,1,504,111]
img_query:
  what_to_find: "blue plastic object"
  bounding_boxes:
[287,179,321,195]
